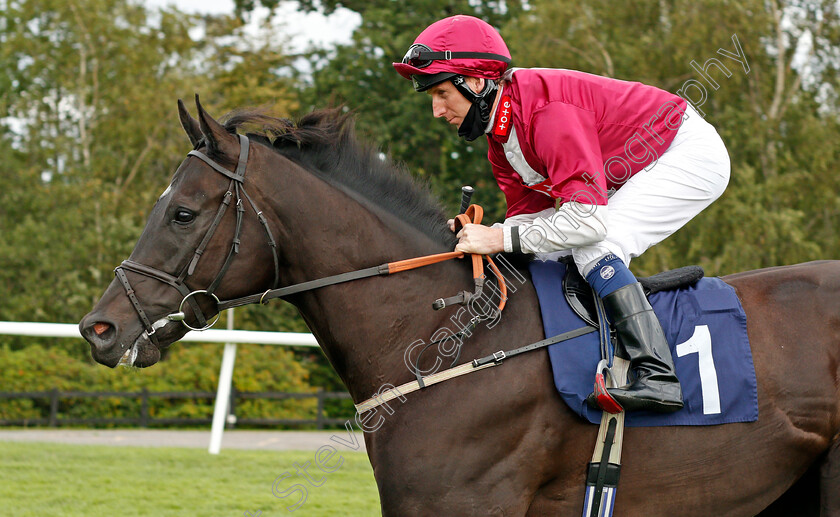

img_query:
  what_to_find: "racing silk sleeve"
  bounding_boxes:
[493,101,609,254]
[502,203,608,254]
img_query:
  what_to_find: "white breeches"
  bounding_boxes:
[572,107,731,276]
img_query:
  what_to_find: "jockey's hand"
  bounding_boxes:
[447,218,456,232]
[455,224,504,255]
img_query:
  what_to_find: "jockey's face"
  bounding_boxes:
[427,77,484,128]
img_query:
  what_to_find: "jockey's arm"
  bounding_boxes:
[454,102,608,255]
[496,202,607,254]
[483,101,608,254]
[453,201,607,255]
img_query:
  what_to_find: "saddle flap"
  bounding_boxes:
[562,261,599,327]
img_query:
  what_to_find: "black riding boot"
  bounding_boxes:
[596,282,684,413]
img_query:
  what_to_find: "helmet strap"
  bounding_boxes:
[452,76,498,141]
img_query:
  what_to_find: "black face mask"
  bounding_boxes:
[458,103,486,141]
[452,76,499,142]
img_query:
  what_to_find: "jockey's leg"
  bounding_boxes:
[576,105,730,412]
[583,254,683,412]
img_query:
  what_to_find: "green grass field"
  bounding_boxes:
[0,441,380,516]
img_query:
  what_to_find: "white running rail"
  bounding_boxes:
[0,318,320,454]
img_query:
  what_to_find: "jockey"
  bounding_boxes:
[393,15,731,413]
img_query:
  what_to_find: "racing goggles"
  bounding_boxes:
[401,43,511,69]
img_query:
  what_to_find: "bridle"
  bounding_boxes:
[114,134,280,342]
[115,132,508,346]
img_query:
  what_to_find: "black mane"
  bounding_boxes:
[221,108,457,248]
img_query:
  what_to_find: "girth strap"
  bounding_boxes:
[583,356,630,517]
[587,417,619,517]
[355,324,597,413]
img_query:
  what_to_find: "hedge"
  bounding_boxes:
[0,341,353,427]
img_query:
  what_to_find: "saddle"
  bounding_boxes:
[560,256,705,328]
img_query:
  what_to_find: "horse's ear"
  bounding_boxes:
[194,93,238,157]
[177,99,202,147]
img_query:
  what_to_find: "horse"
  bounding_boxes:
[79,97,840,516]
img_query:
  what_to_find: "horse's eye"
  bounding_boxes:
[174,208,195,224]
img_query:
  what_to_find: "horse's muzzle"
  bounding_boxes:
[79,314,127,368]
[79,312,167,368]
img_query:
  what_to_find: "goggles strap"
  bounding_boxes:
[403,43,511,69]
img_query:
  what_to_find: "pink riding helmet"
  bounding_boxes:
[393,15,511,91]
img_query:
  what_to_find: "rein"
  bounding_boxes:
[216,204,508,312]
[115,134,507,343]
[218,250,461,310]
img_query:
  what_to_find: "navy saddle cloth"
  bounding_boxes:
[529,259,758,426]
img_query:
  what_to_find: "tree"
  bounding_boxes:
[2,0,196,329]
[214,0,840,275]
[503,0,840,275]
[0,0,300,344]
[295,1,524,222]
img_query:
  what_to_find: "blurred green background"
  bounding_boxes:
[2,0,839,421]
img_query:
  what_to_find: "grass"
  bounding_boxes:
[0,441,380,516]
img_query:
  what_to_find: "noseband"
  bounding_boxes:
[114,134,280,342]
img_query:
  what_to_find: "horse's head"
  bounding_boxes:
[79,96,282,367]
[81,96,459,377]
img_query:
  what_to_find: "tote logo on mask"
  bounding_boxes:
[493,96,512,137]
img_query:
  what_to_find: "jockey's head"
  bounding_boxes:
[393,15,511,140]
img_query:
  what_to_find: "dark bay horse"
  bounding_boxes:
[79,97,840,516]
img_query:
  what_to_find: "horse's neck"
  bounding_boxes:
[271,184,470,401]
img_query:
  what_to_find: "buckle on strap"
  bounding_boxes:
[492,350,506,363]
[432,291,469,310]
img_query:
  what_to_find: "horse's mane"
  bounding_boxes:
[221,108,457,248]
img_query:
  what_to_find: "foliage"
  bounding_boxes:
[502,0,840,276]
[3,0,840,415]
[0,0,337,389]
[296,0,525,223]
[286,0,840,276]
[0,0,300,332]
[0,342,325,425]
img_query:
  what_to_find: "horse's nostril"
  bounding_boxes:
[81,318,117,349]
[93,322,110,336]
